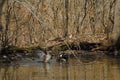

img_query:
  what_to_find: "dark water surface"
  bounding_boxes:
[0,55,120,80]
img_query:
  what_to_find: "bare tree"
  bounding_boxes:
[0,0,119,48]
[64,0,69,37]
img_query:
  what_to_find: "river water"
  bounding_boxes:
[0,55,120,80]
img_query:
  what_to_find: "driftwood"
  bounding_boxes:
[47,41,111,52]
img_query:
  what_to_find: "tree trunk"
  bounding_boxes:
[111,0,120,50]
[0,0,6,31]
[64,0,69,37]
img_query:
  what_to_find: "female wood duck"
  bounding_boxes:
[35,49,52,62]
[44,52,52,62]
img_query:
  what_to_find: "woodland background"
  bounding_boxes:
[0,0,119,49]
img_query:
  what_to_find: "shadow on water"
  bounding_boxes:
[0,54,120,80]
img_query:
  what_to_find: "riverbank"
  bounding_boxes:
[0,40,119,64]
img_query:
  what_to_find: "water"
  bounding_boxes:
[0,55,120,80]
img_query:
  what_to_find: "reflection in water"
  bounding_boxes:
[0,56,120,80]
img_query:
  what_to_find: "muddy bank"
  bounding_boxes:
[0,46,43,63]
[0,41,119,63]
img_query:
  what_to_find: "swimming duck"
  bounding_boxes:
[57,53,68,62]
[44,52,52,62]
[35,49,52,62]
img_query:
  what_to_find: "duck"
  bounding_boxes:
[44,51,52,62]
[57,53,68,62]
[35,49,52,62]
